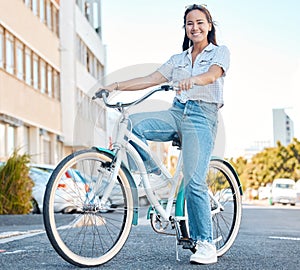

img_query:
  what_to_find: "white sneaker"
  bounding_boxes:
[149,172,164,187]
[148,173,170,199]
[190,241,217,264]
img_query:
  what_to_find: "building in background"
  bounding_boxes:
[60,0,106,155]
[243,140,271,160]
[273,108,294,146]
[0,0,106,164]
[0,0,61,164]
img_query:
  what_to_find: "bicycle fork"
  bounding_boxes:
[95,154,122,209]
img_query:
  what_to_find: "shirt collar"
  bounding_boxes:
[186,43,215,55]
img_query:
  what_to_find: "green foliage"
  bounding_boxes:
[229,156,248,190]
[0,150,33,214]
[230,138,300,191]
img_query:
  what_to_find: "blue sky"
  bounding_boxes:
[101,0,300,158]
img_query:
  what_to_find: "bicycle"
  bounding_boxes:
[43,85,243,267]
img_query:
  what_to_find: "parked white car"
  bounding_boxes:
[258,186,271,200]
[30,164,87,214]
[296,180,300,202]
[269,178,297,206]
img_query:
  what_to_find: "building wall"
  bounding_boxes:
[0,0,107,163]
[60,0,107,153]
[0,0,62,163]
[0,0,60,68]
[273,108,294,146]
[0,72,61,131]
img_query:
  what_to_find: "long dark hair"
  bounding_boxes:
[182,4,217,51]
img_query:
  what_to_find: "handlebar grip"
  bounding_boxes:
[161,85,171,91]
[92,89,109,100]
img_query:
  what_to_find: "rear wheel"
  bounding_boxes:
[43,149,134,267]
[181,159,242,256]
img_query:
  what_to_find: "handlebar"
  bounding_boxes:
[92,85,175,109]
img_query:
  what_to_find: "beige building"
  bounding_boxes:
[0,0,106,164]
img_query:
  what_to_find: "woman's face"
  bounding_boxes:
[185,9,212,45]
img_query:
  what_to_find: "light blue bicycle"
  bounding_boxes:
[43,85,243,267]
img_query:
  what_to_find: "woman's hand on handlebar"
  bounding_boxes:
[176,77,196,94]
[92,88,110,100]
[93,82,117,100]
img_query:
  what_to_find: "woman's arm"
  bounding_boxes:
[104,71,168,92]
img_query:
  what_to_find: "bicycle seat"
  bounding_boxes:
[172,134,181,149]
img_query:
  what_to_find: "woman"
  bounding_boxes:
[97,4,230,265]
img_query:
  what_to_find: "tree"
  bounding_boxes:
[0,151,33,214]
[230,138,300,191]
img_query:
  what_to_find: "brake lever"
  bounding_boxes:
[92,89,109,100]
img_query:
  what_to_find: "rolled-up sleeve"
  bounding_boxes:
[211,45,230,76]
[157,56,175,81]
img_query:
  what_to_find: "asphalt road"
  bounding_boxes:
[0,202,300,270]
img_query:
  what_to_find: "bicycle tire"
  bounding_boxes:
[43,149,134,267]
[180,159,242,256]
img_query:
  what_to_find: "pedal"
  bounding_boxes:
[177,238,195,249]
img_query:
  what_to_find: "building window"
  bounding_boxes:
[5,33,14,75]
[24,0,31,8]
[52,6,59,37]
[7,125,16,156]
[39,0,45,23]
[23,126,30,154]
[0,123,5,158]
[56,140,63,162]
[47,65,53,97]
[76,0,101,37]
[0,123,18,158]
[24,0,59,36]
[53,70,60,100]
[1,24,60,100]
[32,0,38,16]
[16,41,24,80]
[41,131,51,164]
[25,48,32,85]
[46,0,52,30]
[43,140,51,163]
[76,35,103,80]
[33,54,39,89]
[0,26,4,69]
[40,59,46,94]
[76,88,106,130]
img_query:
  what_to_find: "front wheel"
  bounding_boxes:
[43,149,134,267]
[181,159,242,257]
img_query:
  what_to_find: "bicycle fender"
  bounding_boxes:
[92,147,139,225]
[175,180,185,217]
[174,157,243,217]
[211,156,243,195]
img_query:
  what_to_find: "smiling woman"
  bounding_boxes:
[97,3,230,266]
[183,4,215,49]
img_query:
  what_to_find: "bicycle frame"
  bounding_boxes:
[42,85,243,268]
[94,85,230,223]
[101,107,185,222]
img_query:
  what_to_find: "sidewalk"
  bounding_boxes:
[0,214,44,234]
[242,199,270,206]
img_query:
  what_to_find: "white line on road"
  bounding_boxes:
[269,236,300,241]
[1,249,27,255]
[0,230,44,244]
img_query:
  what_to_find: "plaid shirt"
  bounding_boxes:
[157,43,230,107]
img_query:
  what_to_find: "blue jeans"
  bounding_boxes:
[129,98,218,243]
